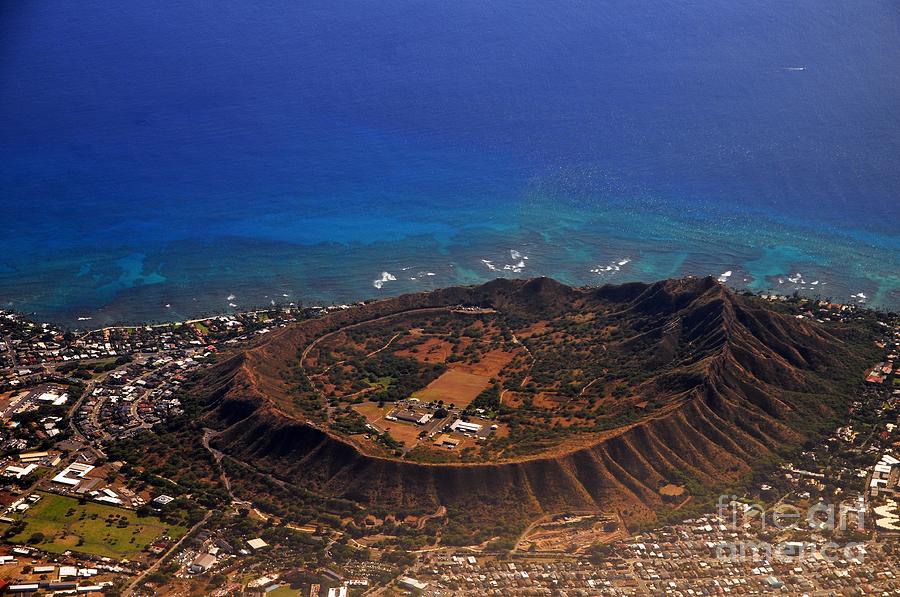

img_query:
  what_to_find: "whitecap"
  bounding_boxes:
[373,272,397,289]
[591,258,630,276]
[426,272,436,276]
[481,259,498,272]
[503,260,526,273]
[226,294,236,301]
[228,302,237,308]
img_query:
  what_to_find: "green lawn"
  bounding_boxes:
[367,376,394,391]
[4,492,187,559]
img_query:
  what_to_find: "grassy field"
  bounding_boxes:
[366,376,394,391]
[353,401,393,424]
[4,491,187,559]
[264,585,302,597]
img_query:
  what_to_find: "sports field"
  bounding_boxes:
[4,491,186,559]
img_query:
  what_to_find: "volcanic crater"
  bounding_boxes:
[197,277,870,530]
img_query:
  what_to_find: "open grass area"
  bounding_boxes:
[366,376,394,391]
[4,491,186,559]
[265,585,302,597]
[353,401,393,424]
[380,420,424,447]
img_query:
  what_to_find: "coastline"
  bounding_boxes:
[1,198,897,329]
[2,274,893,337]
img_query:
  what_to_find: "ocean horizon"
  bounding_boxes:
[1,1,898,327]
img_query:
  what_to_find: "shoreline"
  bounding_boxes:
[1,196,898,329]
[2,275,897,333]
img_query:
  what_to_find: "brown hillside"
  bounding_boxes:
[198,277,867,531]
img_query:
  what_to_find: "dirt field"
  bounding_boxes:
[517,513,625,553]
[0,390,26,413]
[457,348,517,377]
[532,392,565,409]
[379,420,425,447]
[395,337,456,363]
[412,369,492,408]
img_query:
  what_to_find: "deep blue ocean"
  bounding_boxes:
[1,1,898,326]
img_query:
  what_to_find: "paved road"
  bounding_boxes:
[122,510,213,597]
[201,427,250,509]
[3,334,17,368]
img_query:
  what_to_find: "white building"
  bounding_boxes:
[398,577,428,591]
[51,462,95,486]
[450,419,482,434]
[3,464,37,479]
[38,391,68,406]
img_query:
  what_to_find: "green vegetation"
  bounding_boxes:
[195,279,886,550]
[469,383,501,412]
[106,384,230,524]
[356,355,445,403]
[330,409,369,435]
[3,492,186,559]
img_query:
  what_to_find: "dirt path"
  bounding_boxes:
[511,513,553,552]
[300,307,457,370]
[202,428,247,507]
[299,307,457,400]
[366,332,402,358]
[578,376,603,397]
[510,332,536,389]
[320,331,404,375]
[416,505,447,530]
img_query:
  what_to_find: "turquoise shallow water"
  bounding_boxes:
[1,1,898,326]
[1,198,896,327]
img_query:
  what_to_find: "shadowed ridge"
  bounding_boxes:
[591,280,651,303]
